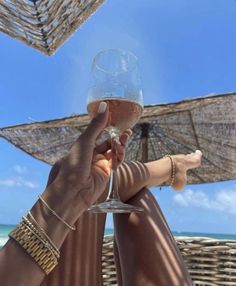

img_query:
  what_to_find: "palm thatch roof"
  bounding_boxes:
[0,92,236,185]
[0,0,105,55]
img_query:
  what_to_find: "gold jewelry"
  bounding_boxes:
[21,218,59,259]
[38,195,76,231]
[164,155,176,187]
[9,220,59,274]
[24,214,59,257]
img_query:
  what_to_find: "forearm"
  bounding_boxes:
[0,239,45,286]
[0,182,88,286]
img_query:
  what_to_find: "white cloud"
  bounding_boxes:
[173,188,236,215]
[0,179,19,187]
[216,191,236,214]
[23,181,38,189]
[14,165,27,174]
[0,177,38,189]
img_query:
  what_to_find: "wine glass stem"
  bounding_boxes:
[106,133,121,201]
[106,169,120,201]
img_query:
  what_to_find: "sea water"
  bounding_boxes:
[0,224,15,248]
[0,224,115,248]
[1,224,236,248]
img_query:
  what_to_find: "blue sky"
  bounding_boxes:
[0,0,236,234]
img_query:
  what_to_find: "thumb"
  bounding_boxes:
[71,102,108,171]
[82,102,108,144]
[67,102,108,177]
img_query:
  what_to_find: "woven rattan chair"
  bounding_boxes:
[102,235,236,286]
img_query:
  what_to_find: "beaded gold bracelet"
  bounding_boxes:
[9,220,59,274]
[164,155,176,187]
[21,220,59,262]
[27,211,59,256]
[22,215,60,258]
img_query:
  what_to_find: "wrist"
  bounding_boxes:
[30,197,70,249]
[45,179,91,221]
[30,183,88,248]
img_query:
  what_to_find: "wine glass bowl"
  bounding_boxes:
[87,49,143,112]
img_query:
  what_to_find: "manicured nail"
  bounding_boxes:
[98,102,107,113]
[195,150,202,156]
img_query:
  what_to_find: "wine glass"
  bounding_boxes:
[87,49,144,213]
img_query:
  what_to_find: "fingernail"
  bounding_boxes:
[98,102,107,114]
[195,150,202,156]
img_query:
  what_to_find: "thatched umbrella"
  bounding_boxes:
[0,0,105,55]
[0,93,236,185]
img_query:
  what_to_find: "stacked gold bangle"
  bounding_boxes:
[9,215,60,275]
[164,155,176,187]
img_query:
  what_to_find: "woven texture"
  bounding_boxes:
[102,236,236,286]
[0,93,236,185]
[0,0,105,55]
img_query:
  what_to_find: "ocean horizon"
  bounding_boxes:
[1,224,236,248]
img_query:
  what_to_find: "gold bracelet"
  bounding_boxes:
[9,221,59,274]
[38,195,76,231]
[24,214,60,258]
[164,155,176,187]
[21,218,59,259]
[27,211,59,255]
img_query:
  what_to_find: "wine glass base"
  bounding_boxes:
[88,199,144,213]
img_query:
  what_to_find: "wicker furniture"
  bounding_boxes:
[0,0,105,55]
[102,235,236,286]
